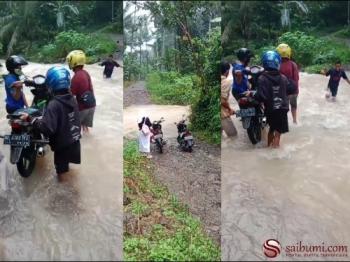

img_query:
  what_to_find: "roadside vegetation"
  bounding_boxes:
[0,1,122,63]
[222,1,350,73]
[124,1,221,144]
[123,140,220,261]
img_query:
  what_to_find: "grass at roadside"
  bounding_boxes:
[124,80,136,89]
[123,140,220,261]
[145,71,200,106]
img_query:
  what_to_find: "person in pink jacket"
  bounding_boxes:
[276,43,300,124]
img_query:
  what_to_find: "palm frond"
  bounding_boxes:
[0,21,15,40]
[291,1,309,13]
[0,15,14,25]
[64,4,79,15]
[7,25,19,56]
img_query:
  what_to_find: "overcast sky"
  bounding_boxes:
[124,1,157,53]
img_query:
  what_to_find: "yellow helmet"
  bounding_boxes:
[276,43,291,59]
[66,50,86,69]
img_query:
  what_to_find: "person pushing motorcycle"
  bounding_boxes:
[246,51,289,148]
[20,66,81,176]
[3,55,29,114]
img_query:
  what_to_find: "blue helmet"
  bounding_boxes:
[261,51,281,71]
[45,66,71,91]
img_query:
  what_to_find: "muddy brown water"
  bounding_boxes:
[222,72,350,261]
[0,61,122,260]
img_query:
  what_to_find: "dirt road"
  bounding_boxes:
[124,81,221,243]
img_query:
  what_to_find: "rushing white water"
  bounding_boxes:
[0,61,122,260]
[222,72,350,261]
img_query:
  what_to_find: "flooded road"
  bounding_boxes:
[222,72,350,261]
[0,61,123,260]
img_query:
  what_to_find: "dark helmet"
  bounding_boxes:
[236,48,254,63]
[6,55,28,73]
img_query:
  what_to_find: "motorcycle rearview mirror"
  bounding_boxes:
[33,75,46,85]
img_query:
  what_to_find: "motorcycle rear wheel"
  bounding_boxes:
[17,146,37,177]
[247,118,261,145]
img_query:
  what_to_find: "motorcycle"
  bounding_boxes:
[0,74,50,177]
[175,115,194,152]
[151,117,165,154]
[235,65,267,145]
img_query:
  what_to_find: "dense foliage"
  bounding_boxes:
[37,30,115,63]
[222,1,350,72]
[146,72,200,105]
[123,141,221,261]
[125,1,221,144]
[0,1,122,61]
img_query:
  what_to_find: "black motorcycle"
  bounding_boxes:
[235,65,267,145]
[1,75,50,177]
[175,115,194,152]
[152,117,165,154]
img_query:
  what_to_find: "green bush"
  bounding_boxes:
[333,27,350,38]
[146,71,200,106]
[38,30,115,63]
[277,31,350,67]
[278,31,324,66]
[190,28,221,145]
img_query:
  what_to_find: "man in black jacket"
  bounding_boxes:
[21,66,81,175]
[99,55,122,78]
[247,51,289,148]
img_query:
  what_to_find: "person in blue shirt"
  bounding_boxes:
[232,48,254,101]
[3,55,29,114]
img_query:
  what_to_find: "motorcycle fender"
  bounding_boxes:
[10,146,23,164]
[242,117,251,129]
[187,140,193,147]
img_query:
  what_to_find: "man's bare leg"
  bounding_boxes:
[291,108,297,124]
[268,130,274,147]
[272,132,281,148]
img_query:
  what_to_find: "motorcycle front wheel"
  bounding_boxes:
[17,145,37,177]
[156,139,163,154]
[247,117,261,145]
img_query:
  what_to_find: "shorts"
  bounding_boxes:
[266,110,289,134]
[329,85,338,97]
[54,141,81,174]
[221,117,237,137]
[289,94,298,109]
[80,107,95,127]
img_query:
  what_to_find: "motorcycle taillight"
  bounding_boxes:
[11,122,22,131]
[239,98,249,106]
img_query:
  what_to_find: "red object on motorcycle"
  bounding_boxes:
[11,122,22,131]
[239,97,249,106]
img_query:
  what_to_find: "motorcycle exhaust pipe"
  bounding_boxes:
[37,147,45,157]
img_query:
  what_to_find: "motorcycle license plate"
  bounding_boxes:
[3,134,30,147]
[154,134,163,139]
[184,136,193,140]
[236,108,256,118]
